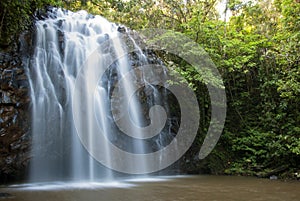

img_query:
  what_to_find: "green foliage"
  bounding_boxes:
[2,0,299,178]
[35,0,300,178]
[0,0,66,47]
[219,0,300,177]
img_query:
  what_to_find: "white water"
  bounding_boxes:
[26,8,174,182]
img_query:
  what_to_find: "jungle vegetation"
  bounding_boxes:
[0,0,299,179]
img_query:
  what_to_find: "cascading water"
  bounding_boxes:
[26,8,178,182]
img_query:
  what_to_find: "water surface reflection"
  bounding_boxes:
[1,176,299,201]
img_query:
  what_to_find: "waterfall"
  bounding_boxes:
[26,8,177,182]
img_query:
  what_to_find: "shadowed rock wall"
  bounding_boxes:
[0,37,31,183]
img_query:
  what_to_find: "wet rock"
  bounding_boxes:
[97,35,107,44]
[117,26,126,33]
[2,93,12,104]
[56,19,64,27]
[294,172,300,179]
[57,30,64,42]
[0,192,13,198]
[270,175,278,180]
[17,79,29,88]
[0,34,30,183]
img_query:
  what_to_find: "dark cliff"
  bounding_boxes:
[0,35,31,183]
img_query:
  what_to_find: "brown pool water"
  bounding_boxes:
[1,175,299,201]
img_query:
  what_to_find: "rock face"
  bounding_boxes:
[0,9,187,183]
[0,39,31,183]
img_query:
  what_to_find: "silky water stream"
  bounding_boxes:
[1,8,299,201]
